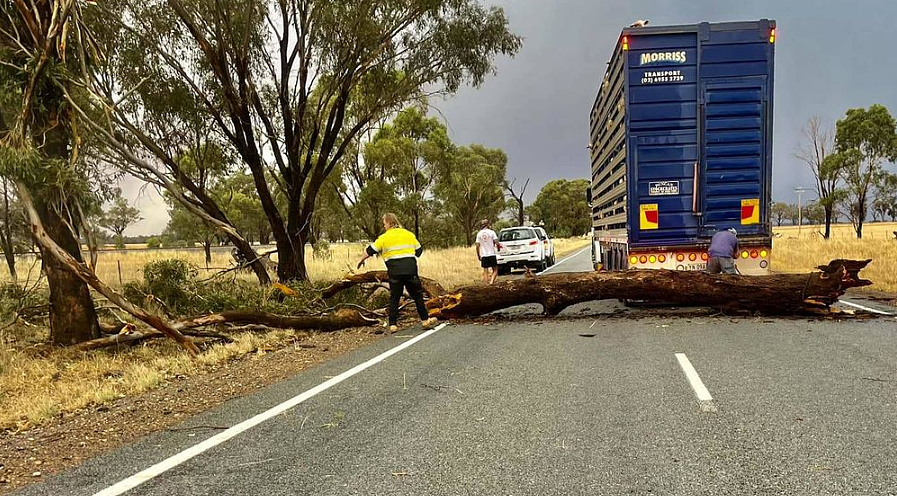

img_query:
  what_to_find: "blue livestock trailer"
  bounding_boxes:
[588,20,776,274]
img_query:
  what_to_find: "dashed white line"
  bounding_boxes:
[838,299,894,316]
[538,246,590,275]
[93,323,449,496]
[675,353,717,413]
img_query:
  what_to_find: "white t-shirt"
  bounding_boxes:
[476,228,498,257]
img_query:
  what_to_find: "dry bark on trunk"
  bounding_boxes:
[35,197,103,345]
[423,259,872,318]
[321,271,446,299]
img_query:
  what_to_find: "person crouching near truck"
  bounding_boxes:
[475,219,501,284]
[357,213,439,333]
[706,228,739,275]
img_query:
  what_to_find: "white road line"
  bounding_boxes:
[675,353,717,413]
[838,299,894,316]
[538,246,590,275]
[93,323,449,496]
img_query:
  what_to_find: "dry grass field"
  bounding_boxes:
[772,222,897,293]
[0,237,590,291]
[0,238,589,430]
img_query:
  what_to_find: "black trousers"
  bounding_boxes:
[388,274,429,325]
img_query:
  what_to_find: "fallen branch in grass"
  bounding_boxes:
[174,308,379,332]
[423,259,873,318]
[321,271,446,299]
[72,329,234,351]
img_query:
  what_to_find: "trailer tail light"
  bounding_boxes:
[741,251,749,259]
[658,255,666,263]
[622,36,629,51]
[647,255,655,263]
[639,255,648,263]
[750,250,759,259]
[769,28,776,44]
[630,255,638,265]
[760,249,769,258]
[701,253,709,261]
[688,253,697,261]
[676,253,685,262]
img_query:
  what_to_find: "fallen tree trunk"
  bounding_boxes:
[321,271,446,299]
[425,259,873,318]
[175,308,378,332]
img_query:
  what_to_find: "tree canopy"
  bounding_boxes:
[528,179,591,238]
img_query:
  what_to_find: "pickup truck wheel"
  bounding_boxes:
[497,265,511,276]
[538,260,548,272]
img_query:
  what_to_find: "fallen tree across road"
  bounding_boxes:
[422,259,872,318]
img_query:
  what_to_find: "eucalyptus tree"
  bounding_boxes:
[434,144,507,245]
[74,0,521,281]
[0,0,199,352]
[0,0,106,344]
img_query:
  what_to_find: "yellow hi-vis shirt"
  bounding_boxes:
[367,228,422,276]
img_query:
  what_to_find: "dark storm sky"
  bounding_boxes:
[433,0,897,205]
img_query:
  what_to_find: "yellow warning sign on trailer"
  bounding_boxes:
[741,199,760,225]
[640,204,659,230]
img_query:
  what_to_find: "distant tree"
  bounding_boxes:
[146,237,161,249]
[434,145,508,245]
[871,174,897,222]
[787,202,802,226]
[528,179,592,237]
[0,178,31,280]
[804,201,826,226]
[796,117,844,238]
[101,192,142,249]
[362,106,453,240]
[165,202,217,264]
[834,104,897,238]
[770,201,792,227]
[504,177,529,226]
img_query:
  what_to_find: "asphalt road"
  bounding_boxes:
[14,249,897,496]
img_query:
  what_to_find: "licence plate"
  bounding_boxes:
[681,263,706,271]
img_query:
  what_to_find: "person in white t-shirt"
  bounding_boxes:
[475,219,501,284]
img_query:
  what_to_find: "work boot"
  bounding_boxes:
[388,324,399,333]
[421,317,438,329]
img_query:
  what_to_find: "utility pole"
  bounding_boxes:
[794,187,808,236]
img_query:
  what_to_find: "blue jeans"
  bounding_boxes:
[706,256,736,275]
